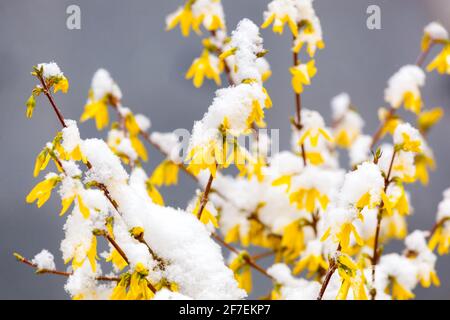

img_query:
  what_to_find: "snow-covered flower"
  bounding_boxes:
[384,65,425,114]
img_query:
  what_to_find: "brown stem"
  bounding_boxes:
[14,253,120,281]
[197,173,215,219]
[428,217,450,239]
[292,39,307,166]
[416,42,435,67]
[96,230,129,265]
[211,233,274,280]
[251,250,275,261]
[370,107,396,150]
[317,244,341,300]
[370,149,396,299]
[132,233,165,267]
[37,73,67,128]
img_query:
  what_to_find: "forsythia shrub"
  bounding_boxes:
[15,0,450,300]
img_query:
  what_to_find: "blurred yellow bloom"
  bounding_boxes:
[166,3,196,37]
[389,278,415,300]
[145,182,164,206]
[419,270,440,288]
[289,188,329,213]
[429,225,450,255]
[418,107,444,134]
[414,153,435,186]
[281,220,305,262]
[229,251,252,293]
[293,253,328,277]
[186,49,222,88]
[289,60,317,94]
[298,127,332,147]
[150,160,179,186]
[261,13,298,36]
[427,44,450,74]
[403,91,422,115]
[80,100,109,130]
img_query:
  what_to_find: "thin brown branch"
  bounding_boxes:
[95,230,129,265]
[370,149,396,299]
[14,253,120,282]
[197,173,214,219]
[211,233,274,280]
[317,244,341,300]
[251,250,275,261]
[36,73,67,128]
[416,41,435,67]
[292,38,307,166]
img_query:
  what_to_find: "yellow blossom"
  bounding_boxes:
[335,254,368,300]
[398,132,422,153]
[59,195,75,216]
[298,127,332,148]
[229,251,252,293]
[166,3,196,37]
[427,44,450,74]
[419,270,440,288]
[281,220,305,262]
[289,188,329,213]
[77,195,90,219]
[25,94,36,119]
[417,107,444,134]
[130,136,148,162]
[322,222,364,253]
[125,263,155,300]
[403,91,422,115]
[289,60,317,94]
[150,160,179,186]
[26,175,60,208]
[388,278,415,300]
[293,37,325,57]
[53,76,69,94]
[33,148,51,177]
[261,13,298,36]
[293,253,328,277]
[429,225,450,255]
[80,100,109,130]
[145,182,164,206]
[384,214,408,240]
[193,198,218,228]
[106,249,128,271]
[186,139,223,177]
[65,236,98,272]
[271,175,292,192]
[186,49,222,88]
[378,108,401,138]
[414,153,435,185]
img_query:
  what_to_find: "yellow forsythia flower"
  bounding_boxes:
[26,174,60,208]
[186,49,223,88]
[289,60,317,94]
[150,160,179,186]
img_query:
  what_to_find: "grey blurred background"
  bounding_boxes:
[1,0,449,299]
